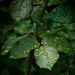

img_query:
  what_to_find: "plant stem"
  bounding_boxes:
[42,0,49,14]
[25,0,33,75]
[34,0,49,37]
[34,23,39,37]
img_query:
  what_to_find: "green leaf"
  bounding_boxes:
[68,31,75,40]
[48,3,75,23]
[10,36,40,59]
[48,0,68,6]
[41,35,72,53]
[14,19,34,34]
[1,34,28,55]
[31,9,43,23]
[10,0,32,22]
[35,44,59,70]
[63,22,75,31]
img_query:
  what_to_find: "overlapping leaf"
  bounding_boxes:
[31,9,43,23]
[47,3,75,23]
[10,0,32,21]
[41,35,72,53]
[48,0,68,6]
[14,19,34,34]
[10,36,40,59]
[35,43,59,70]
[1,34,28,55]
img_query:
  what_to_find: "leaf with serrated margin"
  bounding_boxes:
[10,0,32,22]
[10,36,40,59]
[1,34,28,55]
[48,3,75,23]
[35,43,59,70]
[48,0,68,6]
[41,35,72,53]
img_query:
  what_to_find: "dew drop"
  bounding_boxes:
[47,30,50,33]
[23,5,27,8]
[48,66,51,70]
[4,50,9,53]
[40,66,42,68]
[15,17,21,22]
[10,55,16,59]
[38,20,40,23]
[52,8,57,14]
[27,2,31,5]
[50,57,52,59]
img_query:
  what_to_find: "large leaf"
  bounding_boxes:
[48,0,68,6]
[10,0,32,21]
[35,43,59,70]
[10,36,40,59]
[1,34,28,55]
[48,3,75,23]
[41,35,72,53]
[14,19,34,34]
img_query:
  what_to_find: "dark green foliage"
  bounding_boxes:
[0,0,75,75]
[10,0,32,21]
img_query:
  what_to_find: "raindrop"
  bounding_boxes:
[15,17,21,22]
[27,2,31,5]
[12,39,15,43]
[10,55,15,59]
[23,5,27,8]
[4,50,9,53]
[38,20,40,23]
[52,8,57,14]
[48,66,51,70]
[40,66,42,68]
[50,57,52,59]
[47,30,50,33]
[40,52,43,55]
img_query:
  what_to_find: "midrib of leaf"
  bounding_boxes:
[15,42,40,56]
[41,45,51,67]
[19,0,24,17]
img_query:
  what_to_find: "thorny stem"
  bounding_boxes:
[25,0,33,75]
[25,0,49,75]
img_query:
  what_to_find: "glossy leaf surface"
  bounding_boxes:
[48,0,68,6]
[1,34,28,55]
[48,3,75,23]
[35,43,59,70]
[31,9,43,23]
[41,35,72,53]
[10,36,40,59]
[10,0,32,21]
[14,19,34,34]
